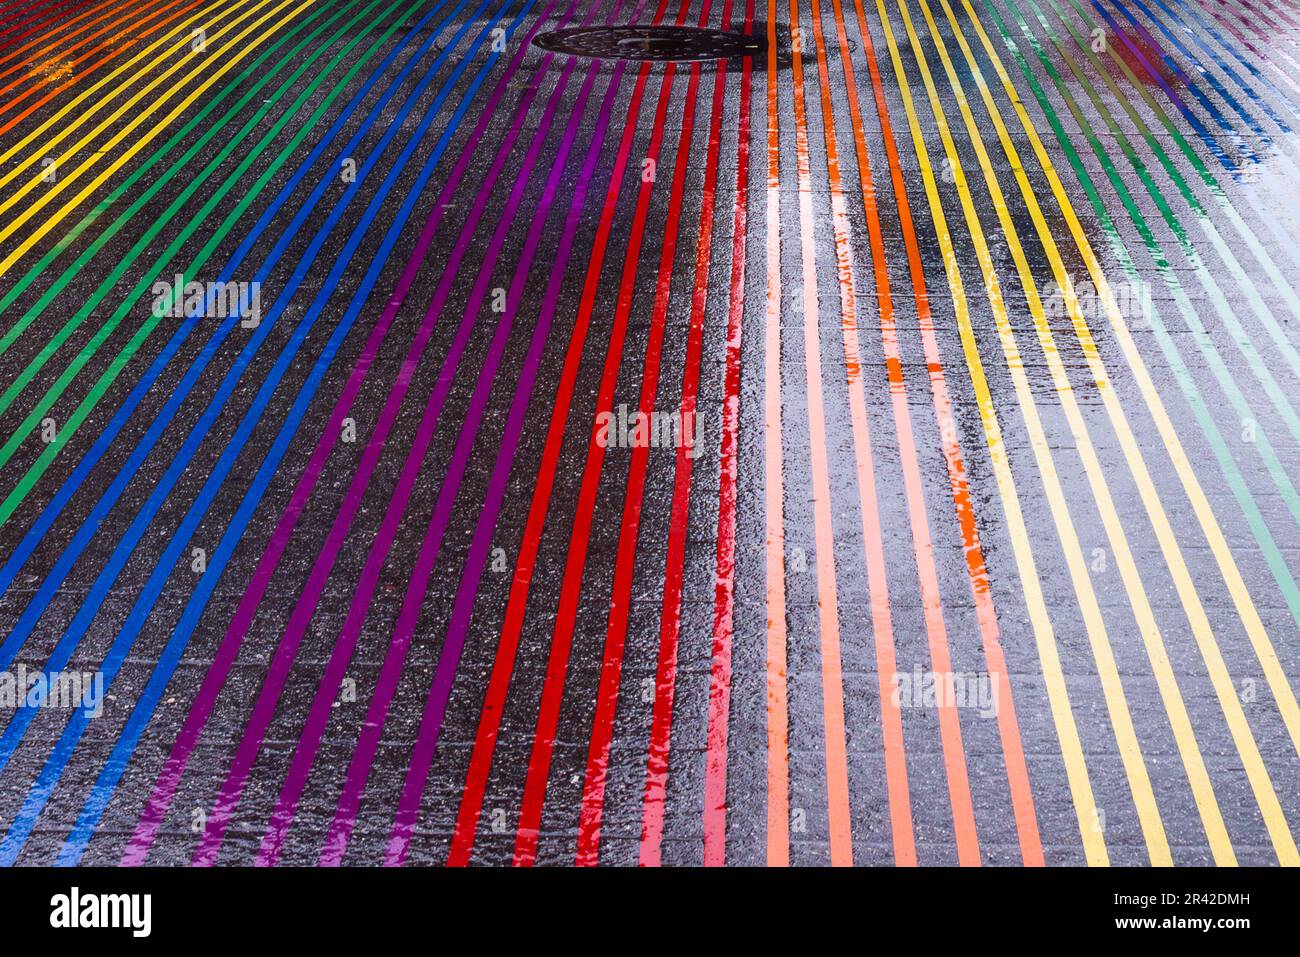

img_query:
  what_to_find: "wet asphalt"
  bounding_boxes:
[0,0,1298,866]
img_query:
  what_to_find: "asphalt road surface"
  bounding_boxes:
[0,0,1298,867]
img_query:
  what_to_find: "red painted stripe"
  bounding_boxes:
[0,0,160,80]
[511,0,694,868]
[445,0,678,867]
[699,0,753,869]
[0,0,209,136]
[761,0,789,868]
[636,0,735,868]
[0,0,183,117]
[577,0,722,868]
[0,1,95,54]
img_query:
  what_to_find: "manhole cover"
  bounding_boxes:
[533,25,766,61]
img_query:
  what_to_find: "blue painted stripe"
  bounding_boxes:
[1094,0,1247,174]
[0,0,532,864]
[1142,0,1294,133]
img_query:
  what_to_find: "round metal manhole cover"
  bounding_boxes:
[533,25,765,61]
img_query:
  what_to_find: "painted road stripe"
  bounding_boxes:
[78,0,535,866]
[1161,0,1300,121]
[639,0,736,868]
[1000,0,1300,660]
[0,0,170,86]
[322,21,638,867]
[0,0,312,275]
[209,0,594,865]
[828,0,921,867]
[0,0,56,38]
[0,0,249,164]
[699,0,753,869]
[70,0,493,868]
[790,0,876,867]
[0,0,182,113]
[573,0,711,866]
[1098,0,1300,290]
[0,0,208,126]
[1102,0,1264,168]
[853,0,1107,865]
[0,0,80,47]
[980,0,1300,854]
[1101,0,1300,236]
[1045,0,1300,769]
[0,2,459,566]
[1191,0,1300,101]
[0,0,314,351]
[1247,0,1300,34]
[921,0,1300,863]
[905,0,1239,864]
[763,0,790,868]
[0,0,404,618]
[1066,0,1300,366]
[445,0,670,868]
[1119,0,1294,140]
[0,0,364,538]
[876,0,1161,865]
[1020,0,1300,456]
[7,0,526,864]
[0,2,303,472]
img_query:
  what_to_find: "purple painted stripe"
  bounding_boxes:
[316,54,617,867]
[252,0,633,865]
[256,47,587,867]
[190,2,575,865]
[129,0,570,867]
[378,60,642,869]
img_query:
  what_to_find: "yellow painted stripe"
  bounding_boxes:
[945,0,1300,864]
[902,0,1243,864]
[0,0,305,274]
[901,0,1234,863]
[0,0,247,184]
[875,0,1176,864]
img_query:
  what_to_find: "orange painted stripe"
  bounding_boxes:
[796,0,979,865]
[762,0,790,869]
[0,0,183,117]
[788,0,854,867]
[0,0,209,137]
[0,0,161,82]
[823,0,1044,863]
[794,0,916,866]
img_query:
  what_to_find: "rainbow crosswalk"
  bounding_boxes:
[0,0,1297,866]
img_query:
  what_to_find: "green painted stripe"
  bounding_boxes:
[1013,0,1300,455]
[0,0,358,408]
[1054,0,1300,376]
